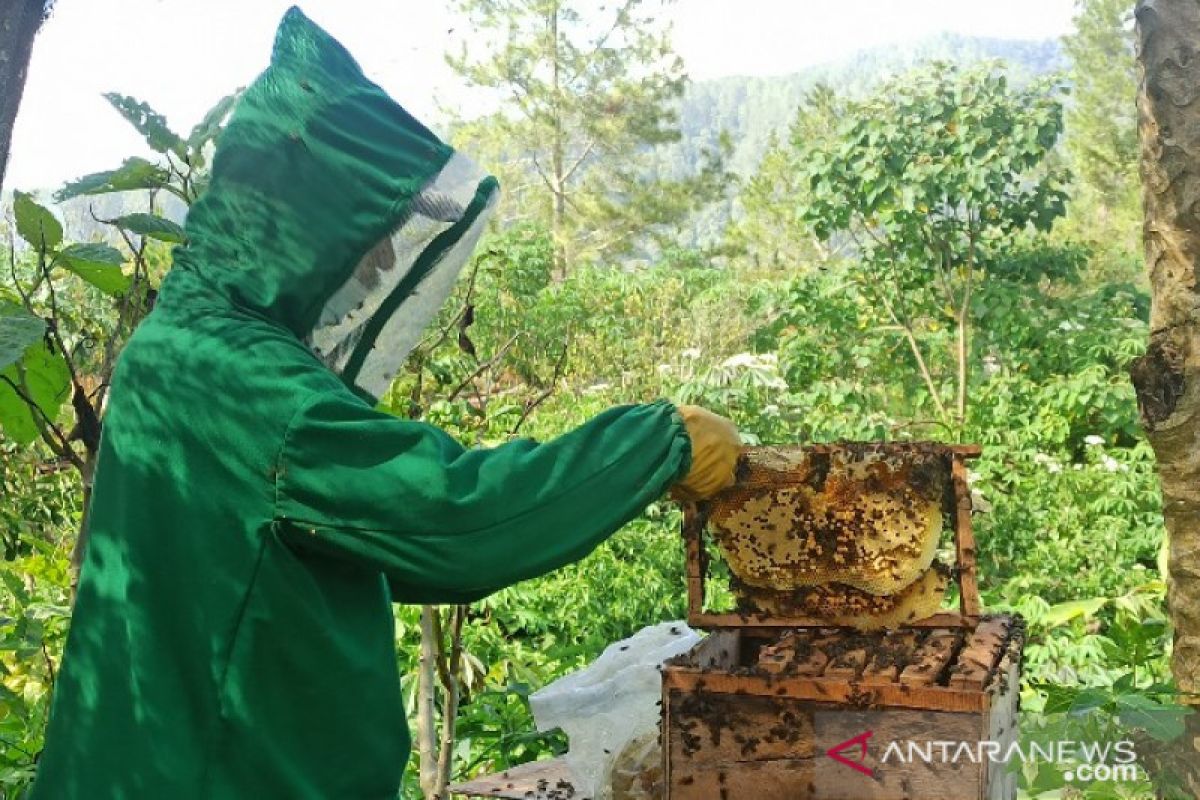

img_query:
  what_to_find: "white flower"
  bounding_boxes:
[681,348,701,360]
[711,352,787,390]
[1101,455,1126,472]
[1033,453,1062,474]
[1084,435,1105,446]
[720,352,777,369]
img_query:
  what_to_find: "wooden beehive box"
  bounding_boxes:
[661,619,1024,799]
[663,442,1025,800]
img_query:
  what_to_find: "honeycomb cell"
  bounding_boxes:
[734,561,951,631]
[707,444,949,596]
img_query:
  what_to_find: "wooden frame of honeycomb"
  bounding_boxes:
[683,442,983,631]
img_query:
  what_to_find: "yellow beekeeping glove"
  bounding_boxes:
[674,404,742,500]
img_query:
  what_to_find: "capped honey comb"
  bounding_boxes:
[733,561,951,631]
[707,444,949,596]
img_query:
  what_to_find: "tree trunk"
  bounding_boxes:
[956,230,976,431]
[1129,0,1200,790]
[549,1,567,279]
[435,606,465,795]
[0,0,49,192]
[417,605,441,799]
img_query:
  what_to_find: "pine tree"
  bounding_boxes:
[725,83,844,273]
[446,0,728,274]
[1063,0,1138,211]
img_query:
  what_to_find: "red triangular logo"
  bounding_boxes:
[826,730,875,776]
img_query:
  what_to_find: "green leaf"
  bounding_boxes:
[13,191,62,251]
[54,243,130,296]
[0,340,70,445]
[104,93,185,157]
[1027,759,1068,794]
[55,157,170,201]
[1039,683,1082,715]
[0,305,45,372]
[0,571,28,607]
[187,91,240,151]
[115,213,187,244]
[1041,597,1108,628]
[1067,688,1112,717]
[1115,693,1192,742]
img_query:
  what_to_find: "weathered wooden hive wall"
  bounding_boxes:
[662,618,1023,800]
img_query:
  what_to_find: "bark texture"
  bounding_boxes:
[0,0,49,192]
[1131,1,1200,788]
[1131,0,1200,703]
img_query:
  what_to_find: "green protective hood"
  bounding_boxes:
[169,6,498,401]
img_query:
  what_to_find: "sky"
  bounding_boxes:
[7,0,1077,191]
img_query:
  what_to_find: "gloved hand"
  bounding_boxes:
[674,405,741,500]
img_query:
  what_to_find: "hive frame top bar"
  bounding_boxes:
[781,441,982,455]
[681,442,983,630]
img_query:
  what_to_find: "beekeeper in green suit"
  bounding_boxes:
[29,7,739,800]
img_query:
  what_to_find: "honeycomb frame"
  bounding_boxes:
[681,441,982,631]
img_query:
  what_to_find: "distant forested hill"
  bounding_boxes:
[662,32,1066,248]
[6,33,1064,251]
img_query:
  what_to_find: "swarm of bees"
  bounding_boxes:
[707,445,952,630]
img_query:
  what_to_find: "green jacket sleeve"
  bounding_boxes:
[273,391,692,604]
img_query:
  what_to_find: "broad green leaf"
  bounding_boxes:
[187,91,240,151]
[1039,683,1082,715]
[115,213,187,244]
[1027,759,1068,794]
[0,340,70,445]
[0,305,45,371]
[104,93,185,157]
[55,243,130,296]
[0,571,28,606]
[55,157,170,201]
[1115,693,1192,742]
[1041,597,1108,628]
[13,191,62,252]
[1067,688,1112,717]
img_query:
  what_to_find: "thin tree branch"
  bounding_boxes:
[849,224,951,424]
[560,138,597,184]
[446,333,520,402]
[7,228,36,313]
[956,214,976,427]
[529,152,557,195]
[436,605,466,793]
[429,607,454,694]
[511,339,571,434]
[0,374,82,470]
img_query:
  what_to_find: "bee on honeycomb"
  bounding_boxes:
[705,444,954,629]
[733,562,951,631]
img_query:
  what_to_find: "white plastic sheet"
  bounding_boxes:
[529,621,701,799]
